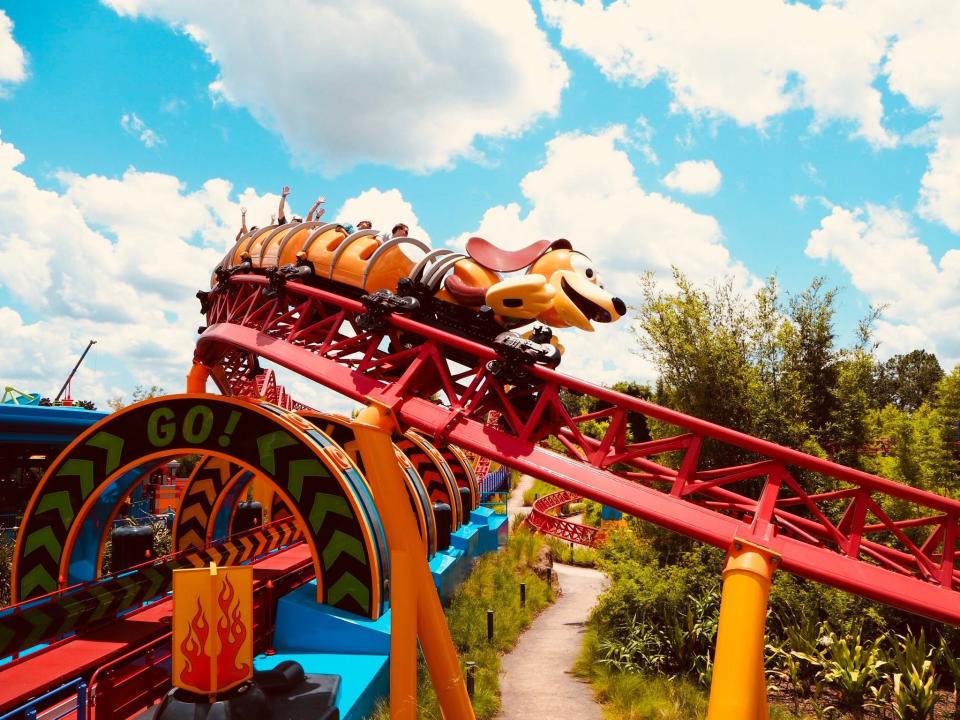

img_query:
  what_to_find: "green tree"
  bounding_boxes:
[783,277,840,448]
[862,404,918,486]
[634,271,853,467]
[873,350,944,412]
[927,367,960,495]
[827,351,875,469]
[635,269,756,467]
[749,276,810,448]
[106,384,166,412]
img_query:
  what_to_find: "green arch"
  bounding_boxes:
[13,395,386,619]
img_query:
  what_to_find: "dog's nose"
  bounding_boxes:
[613,297,626,316]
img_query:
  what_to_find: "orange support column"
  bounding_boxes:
[186,363,210,393]
[706,539,778,720]
[351,402,475,720]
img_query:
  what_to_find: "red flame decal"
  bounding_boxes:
[179,597,211,690]
[216,574,250,687]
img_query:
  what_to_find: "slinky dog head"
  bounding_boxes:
[466,237,626,331]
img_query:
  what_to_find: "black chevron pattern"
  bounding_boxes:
[439,444,479,511]
[173,457,239,551]
[395,433,462,529]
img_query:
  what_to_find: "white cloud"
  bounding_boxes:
[790,194,808,210]
[0,308,118,403]
[918,136,960,233]
[121,112,164,148]
[805,203,960,365]
[335,188,431,243]
[0,130,283,406]
[457,127,745,287]
[0,130,475,407]
[542,0,960,233]
[274,366,361,418]
[541,0,897,148]
[103,0,569,174]
[161,97,187,114]
[554,321,659,387]
[0,10,26,94]
[633,115,658,165]
[661,159,721,196]
[802,161,823,186]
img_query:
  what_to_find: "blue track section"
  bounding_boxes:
[260,509,509,717]
[0,404,106,445]
[68,466,152,584]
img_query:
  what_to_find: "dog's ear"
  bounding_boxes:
[444,275,487,306]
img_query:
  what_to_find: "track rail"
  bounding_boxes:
[195,274,960,625]
[527,490,602,547]
[230,367,308,410]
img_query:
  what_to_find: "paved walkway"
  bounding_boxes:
[495,563,606,720]
[507,473,535,521]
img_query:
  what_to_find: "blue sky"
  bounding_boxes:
[0,0,958,410]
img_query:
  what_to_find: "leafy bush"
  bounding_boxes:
[938,633,960,710]
[597,586,718,685]
[543,536,598,567]
[888,630,938,720]
[818,627,886,714]
[768,613,831,712]
[892,664,938,720]
[0,532,13,607]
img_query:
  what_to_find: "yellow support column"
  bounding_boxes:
[352,403,475,720]
[706,539,778,720]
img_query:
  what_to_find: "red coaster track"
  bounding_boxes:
[195,274,960,625]
[230,367,307,411]
[527,490,602,547]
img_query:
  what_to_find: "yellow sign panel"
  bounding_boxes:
[172,563,253,696]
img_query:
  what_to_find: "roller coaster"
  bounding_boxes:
[1,219,958,720]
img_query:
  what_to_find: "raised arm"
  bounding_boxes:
[306,196,325,222]
[234,206,248,241]
[277,186,290,224]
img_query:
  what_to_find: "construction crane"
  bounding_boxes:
[53,339,97,404]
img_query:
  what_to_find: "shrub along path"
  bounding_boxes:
[495,563,606,720]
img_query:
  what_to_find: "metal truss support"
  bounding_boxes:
[194,276,960,625]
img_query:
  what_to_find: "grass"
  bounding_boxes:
[368,528,557,719]
[544,535,599,567]
[522,478,559,506]
[575,627,809,720]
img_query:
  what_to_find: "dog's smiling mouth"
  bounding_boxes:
[560,277,612,323]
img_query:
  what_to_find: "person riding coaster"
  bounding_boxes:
[213,223,626,365]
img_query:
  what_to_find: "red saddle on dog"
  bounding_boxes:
[465,236,572,273]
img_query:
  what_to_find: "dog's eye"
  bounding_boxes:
[570,253,597,282]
